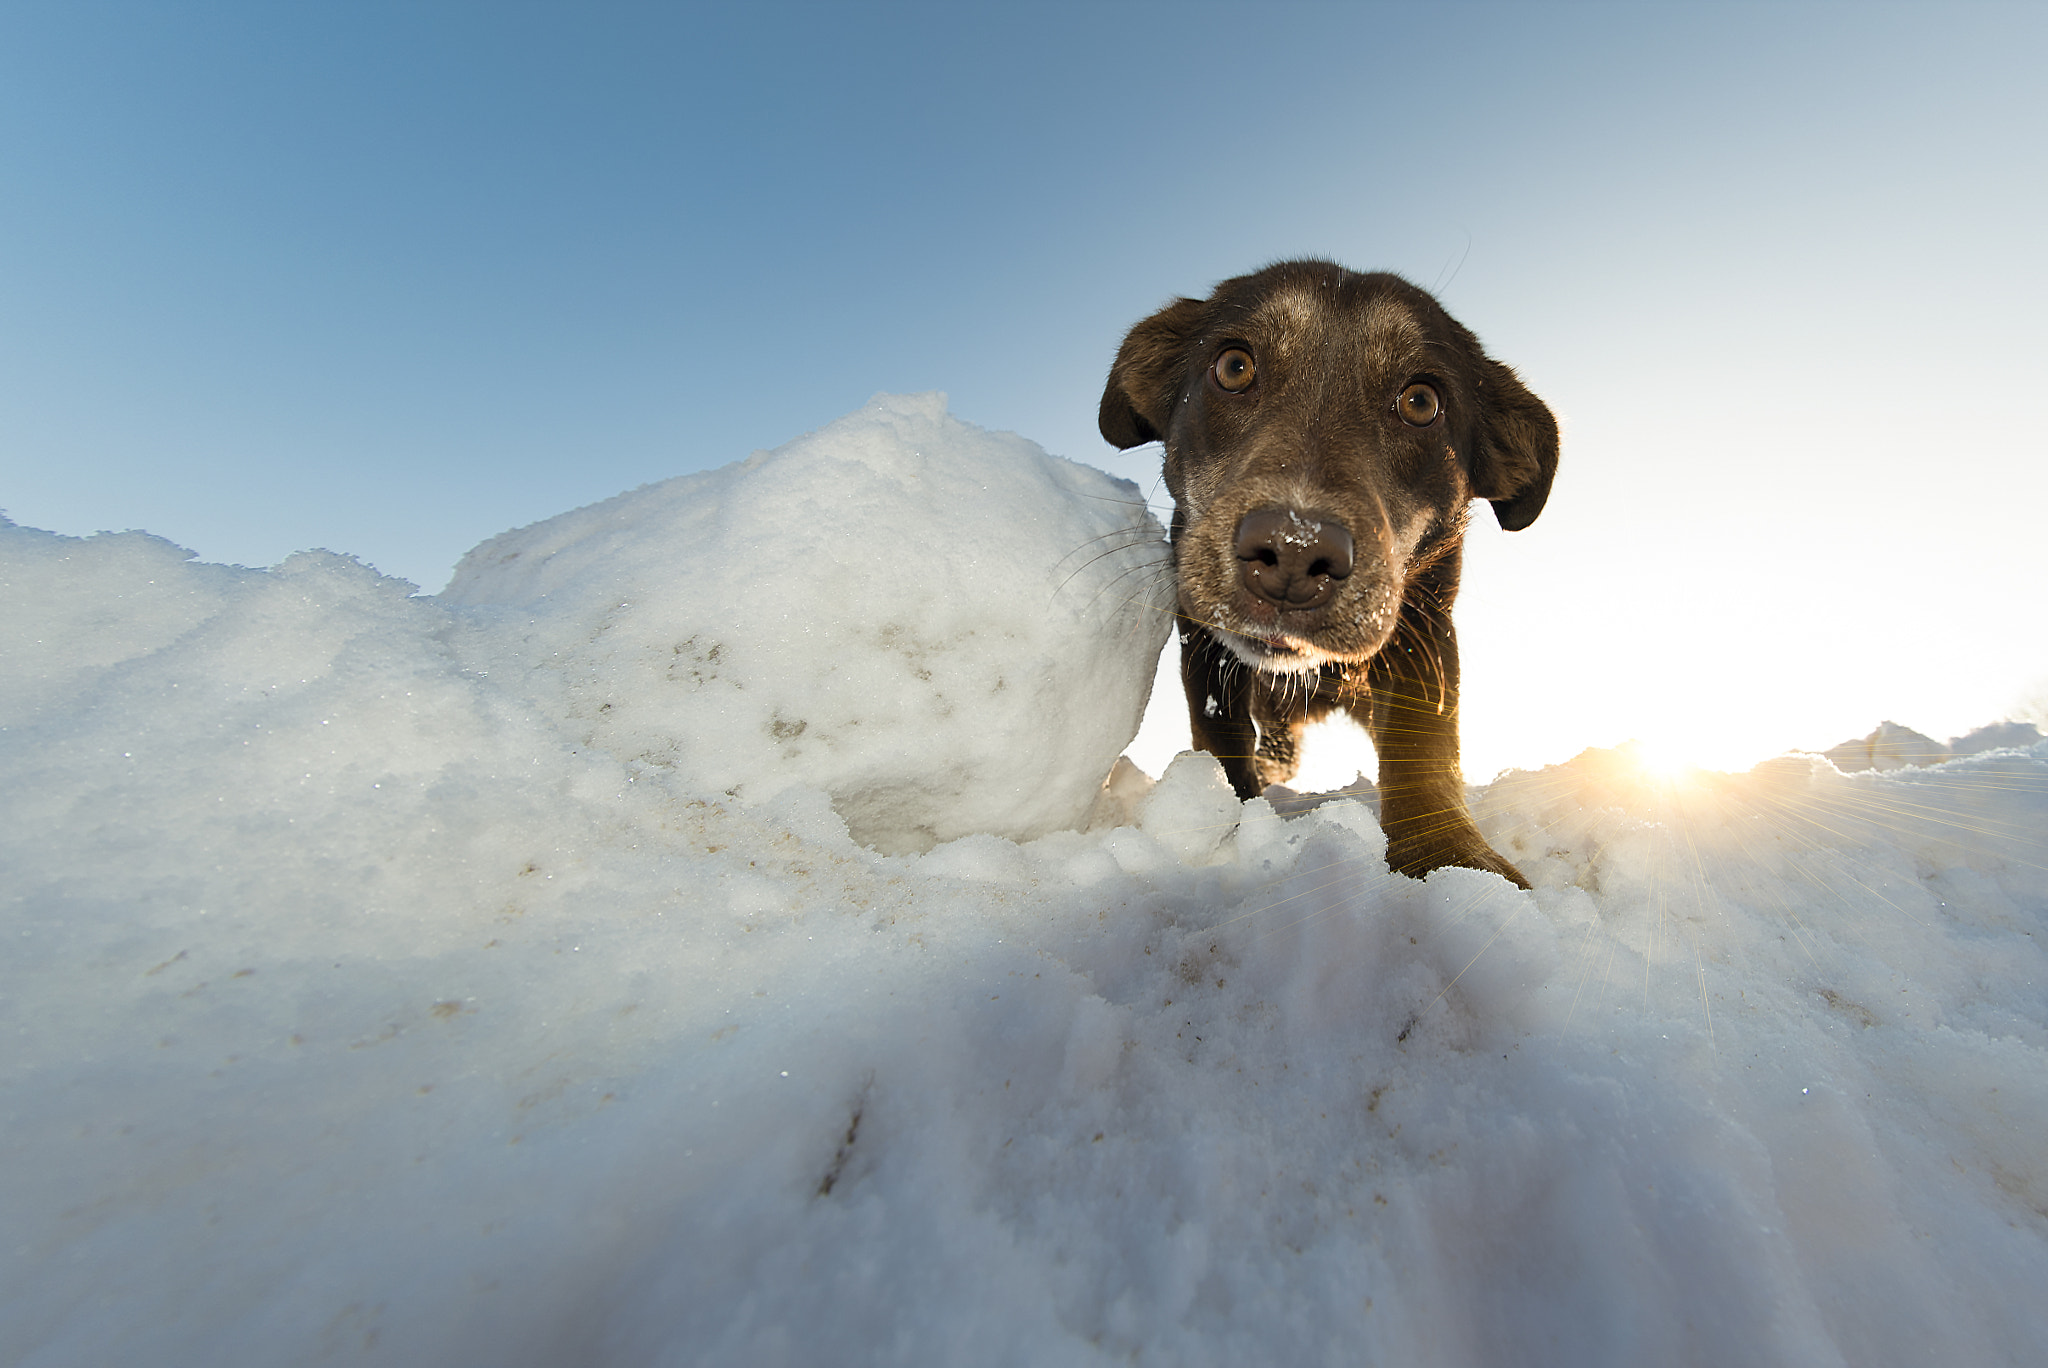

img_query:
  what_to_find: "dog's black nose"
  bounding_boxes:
[1233,508,1353,610]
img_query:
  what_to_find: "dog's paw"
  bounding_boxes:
[1386,833,1532,891]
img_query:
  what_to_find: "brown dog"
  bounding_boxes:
[1099,260,1557,887]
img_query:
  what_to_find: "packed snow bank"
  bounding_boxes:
[1825,717,2045,772]
[5,432,2048,1364]
[441,392,1172,852]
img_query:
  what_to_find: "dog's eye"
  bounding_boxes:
[1211,348,1256,394]
[1396,382,1441,427]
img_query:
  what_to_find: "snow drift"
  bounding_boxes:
[3,395,2046,1367]
[440,392,1172,852]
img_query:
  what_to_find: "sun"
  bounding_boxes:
[1629,736,1705,781]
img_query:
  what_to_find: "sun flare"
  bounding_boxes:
[1628,736,1708,781]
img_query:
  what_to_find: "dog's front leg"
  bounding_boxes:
[1361,569,1529,888]
[1180,626,1264,801]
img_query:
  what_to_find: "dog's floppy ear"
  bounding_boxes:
[1099,297,1206,449]
[1469,357,1559,531]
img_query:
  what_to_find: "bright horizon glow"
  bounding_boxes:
[1622,735,1718,781]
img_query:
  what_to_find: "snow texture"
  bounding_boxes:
[4,397,2047,1367]
[440,392,1172,853]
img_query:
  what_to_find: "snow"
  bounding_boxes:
[439,392,1172,853]
[4,395,2047,1366]
[1824,718,2045,773]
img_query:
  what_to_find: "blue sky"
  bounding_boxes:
[4,1,2045,774]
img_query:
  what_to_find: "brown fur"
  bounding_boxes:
[1100,260,1558,887]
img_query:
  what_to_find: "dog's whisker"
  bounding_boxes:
[1430,229,1473,296]
[1074,561,1178,621]
[1048,534,1169,598]
[1052,524,1165,567]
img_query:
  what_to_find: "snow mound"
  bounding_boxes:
[5,468,2048,1364]
[1824,717,2045,773]
[441,393,1171,852]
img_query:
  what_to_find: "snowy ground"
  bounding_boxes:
[4,397,2046,1366]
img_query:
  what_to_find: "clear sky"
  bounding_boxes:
[4,1,2044,777]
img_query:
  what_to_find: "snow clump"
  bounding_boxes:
[442,392,1171,852]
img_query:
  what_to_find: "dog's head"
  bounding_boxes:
[1100,260,1557,674]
